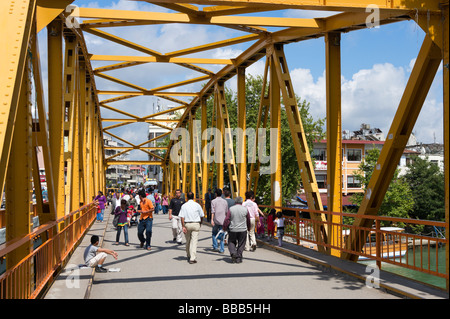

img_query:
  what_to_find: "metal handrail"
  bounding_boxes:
[0,202,98,299]
[258,204,448,286]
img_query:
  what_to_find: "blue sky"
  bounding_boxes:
[59,0,443,159]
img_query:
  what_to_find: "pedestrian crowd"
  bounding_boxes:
[86,186,285,272]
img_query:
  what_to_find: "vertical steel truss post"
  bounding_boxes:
[93,109,99,196]
[69,48,82,212]
[87,84,95,202]
[237,67,247,198]
[189,110,197,196]
[271,44,328,252]
[63,34,78,215]
[209,94,217,190]
[176,156,181,192]
[162,162,167,195]
[269,46,282,207]
[181,124,188,194]
[215,82,239,197]
[442,2,449,292]
[201,97,208,209]
[325,32,343,257]
[214,82,224,190]
[413,6,449,290]
[342,35,443,261]
[167,158,174,196]
[30,24,57,223]
[0,0,36,206]
[78,59,87,206]
[98,108,106,192]
[31,46,45,219]
[47,18,65,223]
[248,56,270,193]
[5,53,33,269]
[93,105,102,195]
[166,163,171,196]
[193,111,202,197]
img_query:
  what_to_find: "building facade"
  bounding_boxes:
[104,135,130,187]
[312,139,384,196]
[147,105,179,191]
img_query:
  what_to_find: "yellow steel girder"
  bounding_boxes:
[342,35,443,261]
[0,0,36,204]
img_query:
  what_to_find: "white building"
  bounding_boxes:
[404,141,444,173]
[104,135,130,187]
[148,104,179,190]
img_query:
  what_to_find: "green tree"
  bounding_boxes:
[403,155,445,222]
[349,148,414,226]
[208,74,324,205]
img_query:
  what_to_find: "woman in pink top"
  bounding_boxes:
[162,194,169,214]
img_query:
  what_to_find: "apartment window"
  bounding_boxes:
[316,174,326,189]
[312,149,326,161]
[347,149,362,162]
[347,175,361,188]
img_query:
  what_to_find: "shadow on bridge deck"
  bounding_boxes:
[44,205,447,301]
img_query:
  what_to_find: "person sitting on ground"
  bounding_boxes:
[83,235,118,273]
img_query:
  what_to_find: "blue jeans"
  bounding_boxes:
[212,225,225,252]
[97,209,104,221]
[138,218,153,248]
[116,224,129,244]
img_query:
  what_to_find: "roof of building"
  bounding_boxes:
[316,139,384,145]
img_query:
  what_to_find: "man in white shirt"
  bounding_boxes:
[134,193,141,207]
[179,192,204,264]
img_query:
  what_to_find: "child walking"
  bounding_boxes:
[113,199,129,246]
[267,209,276,241]
[275,212,285,247]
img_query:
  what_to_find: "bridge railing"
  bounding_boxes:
[259,205,448,289]
[0,202,97,299]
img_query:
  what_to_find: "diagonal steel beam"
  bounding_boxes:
[342,35,442,261]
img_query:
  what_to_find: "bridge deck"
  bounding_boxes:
[44,205,447,301]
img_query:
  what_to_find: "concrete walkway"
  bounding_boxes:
[44,205,448,300]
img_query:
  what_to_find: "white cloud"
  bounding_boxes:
[290,62,443,144]
[282,9,339,19]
